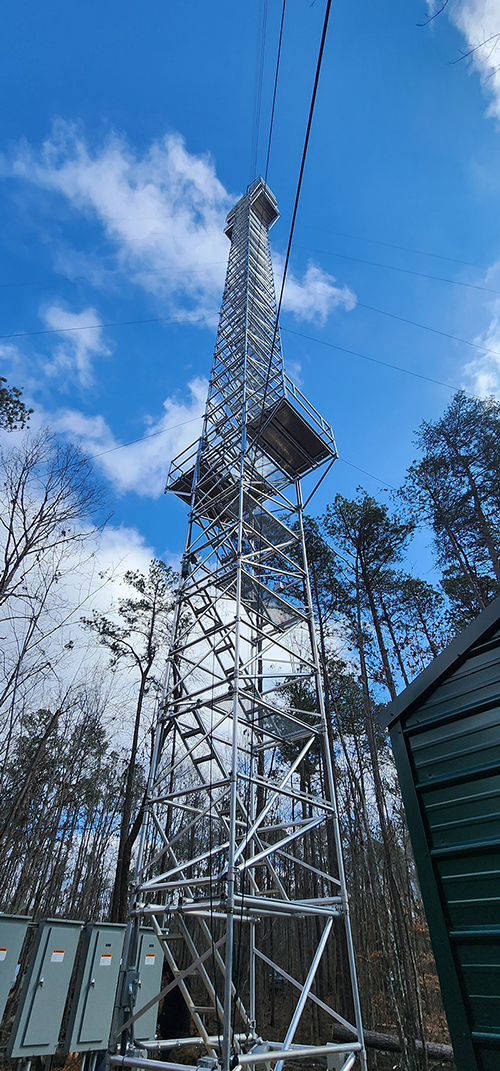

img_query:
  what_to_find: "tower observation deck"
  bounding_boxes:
[112,179,367,1071]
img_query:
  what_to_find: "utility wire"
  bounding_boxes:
[282,327,468,393]
[0,262,225,290]
[2,242,494,299]
[0,312,211,342]
[84,403,395,493]
[298,243,500,296]
[98,213,490,273]
[253,0,333,456]
[87,414,203,461]
[264,0,287,183]
[303,225,488,271]
[355,299,500,359]
[251,0,269,180]
[85,313,479,471]
[337,457,397,491]
[273,0,332,335]
[6,299,500,379]
[86,412,395,494]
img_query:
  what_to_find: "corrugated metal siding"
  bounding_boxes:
[397,623,500,1071]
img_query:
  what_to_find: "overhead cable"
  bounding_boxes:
[273,0,332,331]
[298,243,500,296]
[0,262,226,291]
[87,414,203,461]
[5,302,500,376]
[264,0,287,183]
[337,457,397,491]
[251,0,269,180]
[303,225,487,271]
[355,299,499,357]
[89,419,395,496]
[282,327,469,393]
[0,312,210,341]
[255,0,333,445]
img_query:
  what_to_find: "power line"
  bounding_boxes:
[250,0,332,483]
[87,412,395,498]
[4,294,500,371]
[0,262,225,291]
[6,300,498,379]
[298,243,500,296]
[273,0,332,329]
[302,225,488,271]
[0,312,212,342]
[355,299,500,359]
[87,414,203,460]
[337,457,397,491]
[282,326,466,392]
[264,0,287,183]
[251,0,269,180]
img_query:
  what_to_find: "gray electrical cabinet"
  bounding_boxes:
[64,923,125,1053]
[133,928,163,1044]
[7,918,83,1058]
[0,915,31,1024]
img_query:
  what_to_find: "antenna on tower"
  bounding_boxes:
[111,178,367,1071]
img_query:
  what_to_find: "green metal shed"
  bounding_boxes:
[379,595,500,1071]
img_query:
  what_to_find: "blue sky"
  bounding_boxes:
[2,0,500,575]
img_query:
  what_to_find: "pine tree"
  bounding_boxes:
[401,390,500,626]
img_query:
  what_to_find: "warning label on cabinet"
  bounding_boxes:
[144,953,155,966]
[100,953,112,966]
[51,950,65,963]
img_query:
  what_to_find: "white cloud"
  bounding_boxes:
[40,302,111,387]
[0,342,27,391]
[4,517,160,707]
[2,121,355,328]
[48,521,157,630]
[50,376,207,497]
[464,293,500,394]
[84,524,157,607]
[4,123,232,324]
[426,2,500,392]
[437,0,500,118]
[284,358,303,386]
[276,257,357,326]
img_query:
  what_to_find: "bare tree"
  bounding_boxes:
[0,430,109,767]
[83,559,177,921]
[0,429,106,609]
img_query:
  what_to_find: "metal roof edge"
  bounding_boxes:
[378,592,500,732]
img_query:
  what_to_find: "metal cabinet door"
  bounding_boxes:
[65,923,125,1052]
[0,915,31,1025]
[134,929,163,1043]
[7,918,82,1058]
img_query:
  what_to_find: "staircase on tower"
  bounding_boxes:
[112,177,367,1071]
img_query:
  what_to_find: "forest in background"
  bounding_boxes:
[1,379,499,1069]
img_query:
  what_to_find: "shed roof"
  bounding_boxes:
[379,593,500,731]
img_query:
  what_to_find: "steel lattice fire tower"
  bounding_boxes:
[114,179,367,1071]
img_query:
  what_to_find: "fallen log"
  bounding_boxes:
[330,1023,454,1062]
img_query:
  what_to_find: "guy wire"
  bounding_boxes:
[251,0,269,181]
[264,0,287,185]
[247,0,333,490]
